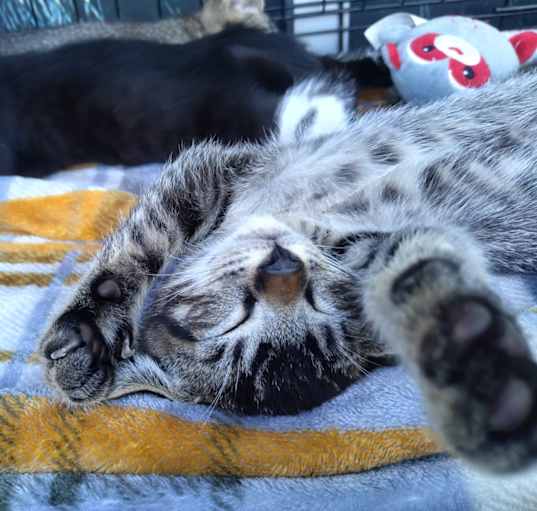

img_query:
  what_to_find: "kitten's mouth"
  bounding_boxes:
[199,347,398,415]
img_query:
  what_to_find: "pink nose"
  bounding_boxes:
[255,245,305,305]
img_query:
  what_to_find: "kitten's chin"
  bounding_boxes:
[213,366,361,416]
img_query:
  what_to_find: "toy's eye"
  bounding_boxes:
[463,67,474,79]
[449,57,491,89]
[409,33,447,63]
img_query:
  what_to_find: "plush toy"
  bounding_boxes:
[365,13,537,104]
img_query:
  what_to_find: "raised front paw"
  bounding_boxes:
[41,311,115,403]
[40,276,134,404]
[418,294,537,472]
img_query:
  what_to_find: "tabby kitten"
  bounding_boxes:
[41,72,537,473]
[0,0,272,56]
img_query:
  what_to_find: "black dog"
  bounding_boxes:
[0,26,360,177]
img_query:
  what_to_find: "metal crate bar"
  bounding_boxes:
[1,0,537,54]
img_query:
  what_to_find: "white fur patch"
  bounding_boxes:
[276,78,352,145]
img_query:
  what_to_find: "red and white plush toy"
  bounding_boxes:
[365,13,537,103]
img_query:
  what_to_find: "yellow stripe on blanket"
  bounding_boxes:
[0,190,136,241]
[0,242,100,264]
[0,351,13,362]
[0,272,80,287]
[0,395,442,477]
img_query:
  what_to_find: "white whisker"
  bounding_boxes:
[202,361,232,424]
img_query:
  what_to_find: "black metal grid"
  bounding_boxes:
[266,1,537,51]
[1,0,537,53]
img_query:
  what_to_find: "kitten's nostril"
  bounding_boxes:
[259,244,304,275]
[255,244,306,304]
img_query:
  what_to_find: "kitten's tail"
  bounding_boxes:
[275,74,356,145]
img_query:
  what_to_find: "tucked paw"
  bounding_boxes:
[418,295,537,472]
[41,312,120,404]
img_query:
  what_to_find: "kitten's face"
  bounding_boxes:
[140,215,377,415]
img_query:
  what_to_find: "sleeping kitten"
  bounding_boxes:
[0,26,344,177]
[40,71,537,473]
[0,0,273,56]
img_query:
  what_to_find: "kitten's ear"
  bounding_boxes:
[275,76,356,145]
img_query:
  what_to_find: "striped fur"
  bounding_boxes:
[41,71,537,472]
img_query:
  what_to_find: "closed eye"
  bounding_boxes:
[219,290,256,336]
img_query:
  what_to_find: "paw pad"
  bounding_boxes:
[445,299,492,344]
[490,378,533,433]
[95,279,121,301]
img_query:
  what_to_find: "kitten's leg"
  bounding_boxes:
[40,142,252,404]
[361,226,537,472]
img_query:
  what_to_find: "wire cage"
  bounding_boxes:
[1,0,537,54]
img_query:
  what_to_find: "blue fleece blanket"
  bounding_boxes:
[1,164,537,510]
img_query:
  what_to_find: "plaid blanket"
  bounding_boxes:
[1,164,537,510]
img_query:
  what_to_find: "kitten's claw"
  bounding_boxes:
[41,312,118,404]
[120,333,135,359]
[49,338,83,360]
